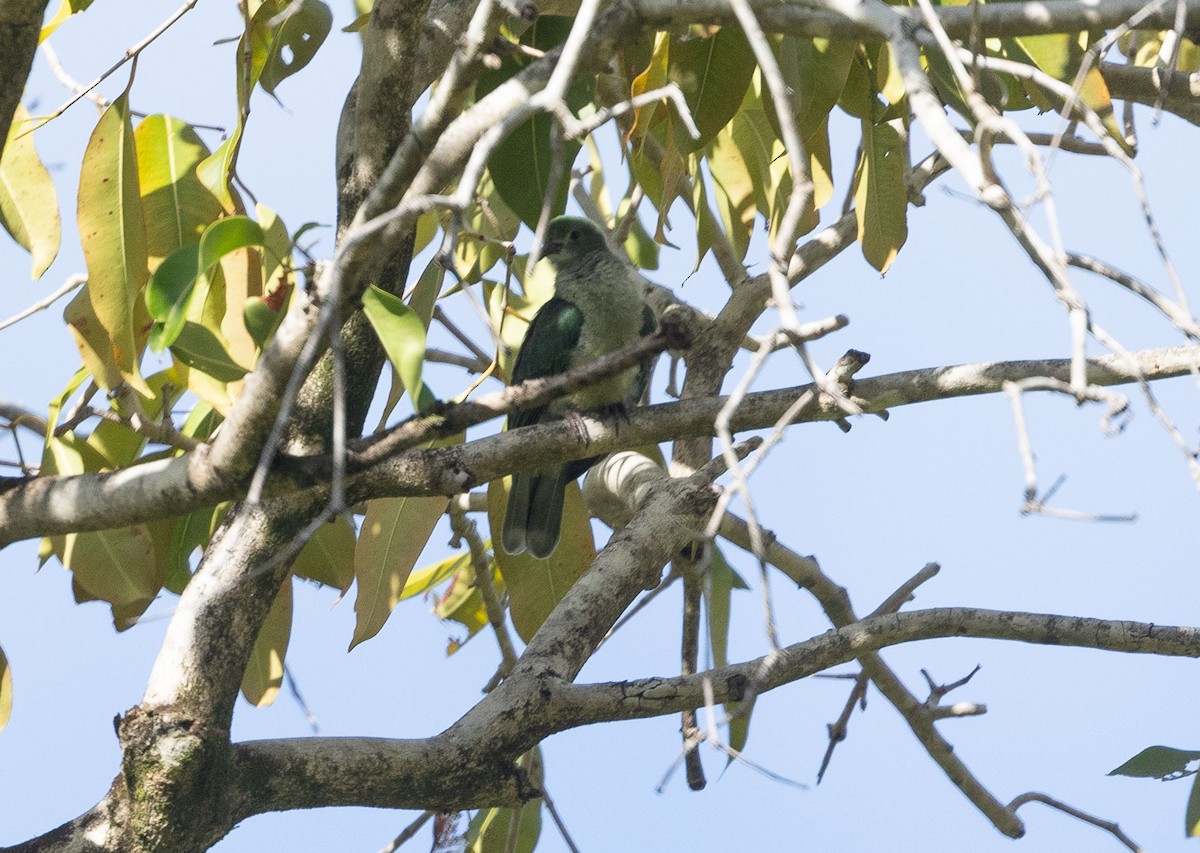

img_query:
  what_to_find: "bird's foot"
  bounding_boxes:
[594,401,631,432]
[563,409,592,445]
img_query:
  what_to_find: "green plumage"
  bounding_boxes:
[501,216,656,559]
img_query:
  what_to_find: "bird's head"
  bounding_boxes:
[541,216,607,261]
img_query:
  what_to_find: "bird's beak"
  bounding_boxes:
[541,237,564,257]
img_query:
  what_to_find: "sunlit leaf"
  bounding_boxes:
[435,561,501,654]
[0,644,11,732]
[196,128,245,215]
[350,495,448,650]
[466,749,543,852]
[403,549,471,600]
[708,125,756,262]
[488,477,595,643]
[362,284,426,405]
[669,27,757,152]
[134,115,222,268]
[0,103,60,278]
[77,85,151,395]
[1188,774,1200,837]
[260,0,333,95]
[629,32,671,142]
[241,577,293,706]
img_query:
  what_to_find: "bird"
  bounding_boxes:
[501,215,657,560]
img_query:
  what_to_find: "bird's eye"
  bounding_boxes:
[569,230,580,241]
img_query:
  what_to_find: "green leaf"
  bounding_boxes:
[77,85,151,395]
[170,322,249,381]
[669,27,757,152]
[198,215,266,274]
[165,504,226,594]
[1108,746,1200,778]
[489,477,595,643]
[477,17,591,228]
[63,524,162,627]
[241,577,292,706]
[1188,774,1200,838]
[433,560,503,654]
[0,644,11,733]
[350,495,448,650]
[466,750,544,852]
[0,103,60,278]
[705,545,751,758]
[293,515,356,592]
[362,284,426,405]
[145,243,201,350]
[853,119,908,273]
[196,127,245,215]
[134,115,222,266]
[403,549,471,600]
[260,0,333,95]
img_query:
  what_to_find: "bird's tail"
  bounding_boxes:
[501,467,569,559]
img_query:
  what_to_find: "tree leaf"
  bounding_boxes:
[466,749,543,852]
[134,115,222,268]
[1108,745,1200,778]
[350,495,448,650]
[0,103,60,278]
[433,561,500,654]
[196,127,245,215]
[707,124,756,262]
[62,524,162,627]
[145,243,201,350]
[241,577,293,706]
[488,477,595,643]
[1188,773,1200,838]
[77,85,151,395]
[403,549,471,601]
[669,27,757,152]
[293,514,356,592]
[0,644,11,733]
[477,17,591,228]
[853,119,908,273]
[362,284,426,405]
[259,0,333,96]
[169,322,249,381]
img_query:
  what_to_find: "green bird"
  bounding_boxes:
[501,215,657,559]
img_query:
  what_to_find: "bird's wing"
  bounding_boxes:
[509,296,585,431]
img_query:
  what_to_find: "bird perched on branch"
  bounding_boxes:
[501,215,657,559]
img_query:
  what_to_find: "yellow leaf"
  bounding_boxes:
[77,87,151,395]
[0,103,60,278]
[854,119,908,273]
[241,577,293,706]
[349,495,447,649]
[62,524,162,629]
[0,644,11,732]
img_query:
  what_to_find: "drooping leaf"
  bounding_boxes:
[669,27,757,152]
[196,127,245,215]
[434,560,503,654]
[465,749,543,852]
[707,125,757,262]
[63,523,162,629]
[1188,774,1200,837]
[64,287,126,391]
[293,514,356,592]
[488,477,595,643]
[1108,745,1200,778]
[241,577,293,706]
[0,644,11,732]
[628,32,671,142]
[0,103,60,278]
[259,0,333,96]
[134,115,222,268]
[349,495,448,650]
[705,546,751,759]
[145,243,201,350]
[77,85,151,395]
[362,284,426,405]
[403,549,472,600]
[853,119,907,273]
[476,17,592,228]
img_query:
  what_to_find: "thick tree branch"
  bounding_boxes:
[4,344,1198,545]
[0,0,53,162]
